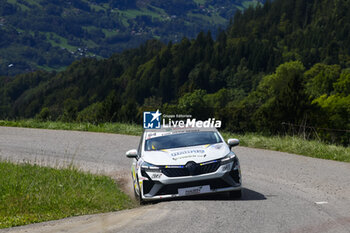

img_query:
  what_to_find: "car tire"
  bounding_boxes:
[133,185,139,199]
[135,177,146,205]
[229,190,242,199]
[137,188,146,205]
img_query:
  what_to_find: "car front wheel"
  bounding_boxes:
[134,177,145,205]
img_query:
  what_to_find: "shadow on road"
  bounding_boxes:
[159,188,266,203]
[239,188,267,201]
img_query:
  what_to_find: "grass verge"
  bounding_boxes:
[221,132,350,162]
[0,119,142,136]
[0,161,136,229]
[0,119,349,162]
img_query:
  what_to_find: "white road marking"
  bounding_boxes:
[315,201,328,205]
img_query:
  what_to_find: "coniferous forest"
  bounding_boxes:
[0,0,349,145]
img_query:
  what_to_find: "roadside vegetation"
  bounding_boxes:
[0,119,141,136]
[0,161,136,229]
[0,0,256,76]
[1,120,349,162]
[2,0,350,147]
[221,132,350,162]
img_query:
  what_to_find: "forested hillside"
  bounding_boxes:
[1,0,349,145]
[0,0,262,76]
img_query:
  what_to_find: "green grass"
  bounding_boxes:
[117,8,164,21]
[147,5,167,16]
[102,28,120,37]
[45,32,79,52]
[193,0,206,5]
[0,161,136,229]
[187,12,226,25]
[221,132,350,162]
[87,2,106,12]
[242,0,261,8]
[44,32,98,55]
[0,119,142,136]
[236,5,244,11]
[37,65,67,73]
[1,120,349,162]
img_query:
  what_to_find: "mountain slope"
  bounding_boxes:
[0,0,263,76]
[0,0,349,145]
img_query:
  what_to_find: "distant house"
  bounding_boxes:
[0,17,6,26]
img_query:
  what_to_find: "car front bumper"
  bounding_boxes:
[138,160,242,201]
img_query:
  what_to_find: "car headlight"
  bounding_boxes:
[220,151,236,165]
[141,161,161,171]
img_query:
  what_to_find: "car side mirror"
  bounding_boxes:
[227,138,239,149]
[126,149,138,158]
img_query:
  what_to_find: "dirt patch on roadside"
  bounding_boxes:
[106,169,134,197]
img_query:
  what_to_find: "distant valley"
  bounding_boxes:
[0,0,263,75]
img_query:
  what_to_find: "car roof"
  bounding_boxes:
[143,127,219,140]
[144,127,218,133]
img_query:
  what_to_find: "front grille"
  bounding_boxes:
[157,178,231,195]
[198,162,220,174]
[162,161,220,177]
[162,168,189,177]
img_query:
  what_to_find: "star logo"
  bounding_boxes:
[143,110,162,129]
[150,109,162,122]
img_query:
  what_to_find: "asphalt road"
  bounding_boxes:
[1,126,350,233]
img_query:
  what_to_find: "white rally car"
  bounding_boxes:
[126,128,242,203]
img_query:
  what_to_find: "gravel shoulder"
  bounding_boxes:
[1,126,350,233]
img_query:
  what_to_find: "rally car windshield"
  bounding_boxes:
[145,131,222,151]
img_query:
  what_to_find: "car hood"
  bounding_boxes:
[142,143,230,166]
